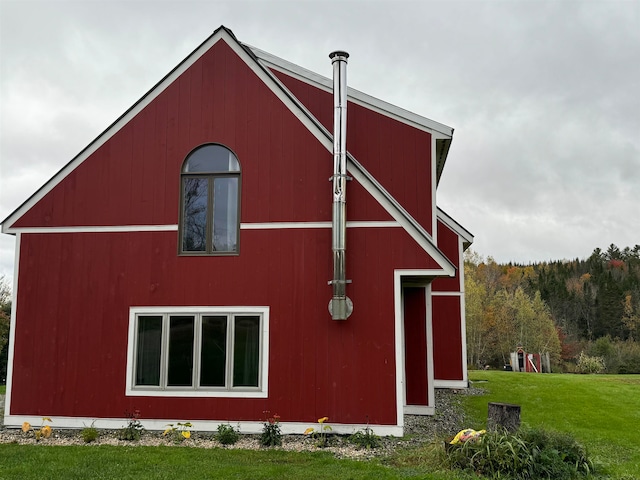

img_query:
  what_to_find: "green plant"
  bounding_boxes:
[21,417,52,441]
[216,423,240,445]
[304,416,332,448]
[118,409,144,441]
[576,351,606,374]
[163,421,192,443]
[446,427,594,479]
[81,421,99,443]
[348,426,380,449]
[260,412,282,447]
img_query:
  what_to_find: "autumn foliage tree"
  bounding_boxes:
[465,252,561,369]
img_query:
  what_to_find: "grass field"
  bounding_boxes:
[466,370,640,478]
[1,373,638,479]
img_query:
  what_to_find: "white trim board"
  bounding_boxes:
[5,221,402,235]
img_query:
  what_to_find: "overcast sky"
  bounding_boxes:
[1,0,639,283]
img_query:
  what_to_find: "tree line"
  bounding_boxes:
[465,244,640,373]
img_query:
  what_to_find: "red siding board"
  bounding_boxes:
[432,295,464,380]
[271,70,433,234]
[404,287,428,406]
[432,220,461,292]
[11,225,437,423]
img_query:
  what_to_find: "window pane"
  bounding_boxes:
[184,145,240,173]
[200,316,227,387]
[167,316,195,387]
[182,177,209,252]
[233,316,260,387]
[213,177,238,252]
[135,316,163,386]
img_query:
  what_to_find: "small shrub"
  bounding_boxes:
[118,409,144,441]
[216,423,240,445]
[576,351,605,374]
[348,426,380,449]
[163,421,192,443]
[260,412,282,447]
[81,422,99,443]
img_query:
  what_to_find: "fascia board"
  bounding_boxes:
[247,44,454,138]
[1,27,238,232]
[437,207,474,246]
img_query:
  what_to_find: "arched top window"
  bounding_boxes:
[183,144,240,174]
[179,144,241,255]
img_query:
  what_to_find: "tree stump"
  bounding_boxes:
[487,402,521,433]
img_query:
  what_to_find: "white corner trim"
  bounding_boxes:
[458,237,469,384]
[1,415,403,437]
[3,233,20,418]
[125,306,270,399]
[393,271,405,429]
[425,284,435,409]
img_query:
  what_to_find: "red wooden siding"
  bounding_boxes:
[272,71,434,232]
[432,295,464,380]
[11,221,439,423]
[432,219,461,292]
[403,287,428,406]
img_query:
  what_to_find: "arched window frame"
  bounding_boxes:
[179,143,241,255]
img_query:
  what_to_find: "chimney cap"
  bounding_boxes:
[329,51,349,61]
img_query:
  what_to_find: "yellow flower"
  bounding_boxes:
[181,431,191,439]
[317,417,329,424]
[42,425,52,438]
[303,427,314,435]
[22,422,31,433]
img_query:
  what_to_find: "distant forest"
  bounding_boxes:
[465,244,640,373]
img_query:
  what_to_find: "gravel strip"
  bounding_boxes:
[0,387,485,459]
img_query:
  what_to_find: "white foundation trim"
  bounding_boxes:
[431,291,463,297]
[434,380,468,389]
[404,406,435,416]
[2,416,403,437]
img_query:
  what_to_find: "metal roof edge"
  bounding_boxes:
[246,44,454,138]
[437,207,474,247]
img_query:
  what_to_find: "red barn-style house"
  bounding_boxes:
[1,26,473,436]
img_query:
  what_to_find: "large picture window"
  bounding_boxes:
[127,307,269,398]
[180,144,240,254]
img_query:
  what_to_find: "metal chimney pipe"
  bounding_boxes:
[328,50,353,320]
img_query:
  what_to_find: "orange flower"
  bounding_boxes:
[22,422,31,433]
[303,427,314,435]
[41,425,52,438]
[317,417,329,424]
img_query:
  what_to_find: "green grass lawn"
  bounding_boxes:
[466,370,640,478]
[0,444,470,480]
